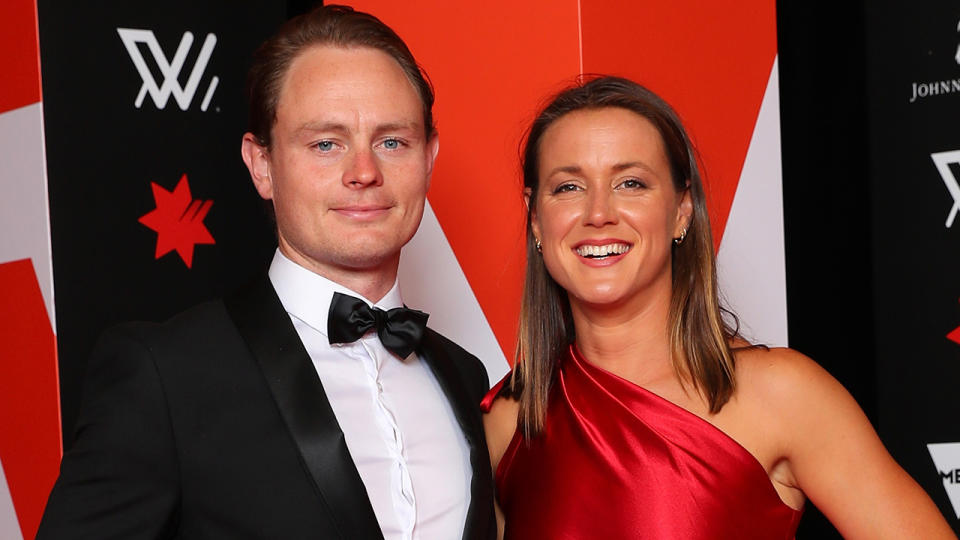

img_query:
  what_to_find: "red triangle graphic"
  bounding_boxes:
[580,0,777,249]
[948,325,960,346]
[0,259,61,540]
[345,0,776,360]
[0,0,42,114]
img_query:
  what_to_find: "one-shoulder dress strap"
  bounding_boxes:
[480,371,514,412]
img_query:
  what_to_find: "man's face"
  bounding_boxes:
[243,45,437,284]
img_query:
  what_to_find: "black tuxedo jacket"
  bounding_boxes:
[38,276,496,539]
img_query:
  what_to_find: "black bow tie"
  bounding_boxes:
[327,292,429,358]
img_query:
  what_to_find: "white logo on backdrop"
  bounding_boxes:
[908,19,960,103]
[928,442,960,519]
[955,20,960,65]
[930,151,960,228]
[117,28,219,112]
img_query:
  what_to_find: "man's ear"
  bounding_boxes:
[241,133,273,200]
[424,133,440,189]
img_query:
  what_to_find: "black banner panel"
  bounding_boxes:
[38,2,287,445]
[866,4,960,530]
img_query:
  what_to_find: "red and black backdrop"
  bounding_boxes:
[0,1,957,539]
[37,0,284,466]
[780,2,960,535]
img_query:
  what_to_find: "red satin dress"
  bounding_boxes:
[482,345,802,539]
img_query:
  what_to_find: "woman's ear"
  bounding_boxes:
[675,184,693,237]
[524,187,542,240]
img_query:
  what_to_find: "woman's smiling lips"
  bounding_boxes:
[572,238,633,266]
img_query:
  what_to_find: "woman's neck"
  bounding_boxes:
[569,284,674,385]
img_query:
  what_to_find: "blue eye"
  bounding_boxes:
[316,140,334,152]
[382,138,401,150]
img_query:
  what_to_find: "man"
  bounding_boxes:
[38,6,495,539]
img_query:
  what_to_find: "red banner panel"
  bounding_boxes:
[350,0,581,357]
[0,0,41,114]
[0,259,61,540]
[580,0,777,246]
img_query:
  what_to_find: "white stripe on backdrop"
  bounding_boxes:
[717,57,789,347]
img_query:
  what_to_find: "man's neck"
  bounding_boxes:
[277,244,399,303]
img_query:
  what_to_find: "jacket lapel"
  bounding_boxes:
[418,330,496,540]
[225,275,384,540]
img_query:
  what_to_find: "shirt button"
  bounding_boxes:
[376,380,384,393]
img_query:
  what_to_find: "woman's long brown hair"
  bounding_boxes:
[510,76,742,437]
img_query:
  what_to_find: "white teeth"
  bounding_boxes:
[576,243,631,258]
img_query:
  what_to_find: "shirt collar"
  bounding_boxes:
[267,249,404,337]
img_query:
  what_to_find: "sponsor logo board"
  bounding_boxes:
[928,152,960,347]
[929,442,960,518]
[930,150,960,228]
[909,19,960,103]
[138,173,214,268]
[117,28,219,112]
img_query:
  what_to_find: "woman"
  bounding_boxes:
[482,76,954,539]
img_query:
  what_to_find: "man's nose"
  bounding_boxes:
[343,148,383,188]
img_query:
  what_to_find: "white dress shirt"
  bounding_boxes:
[268,250,471,540]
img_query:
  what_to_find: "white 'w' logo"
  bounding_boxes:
[931,150,960,228]
[117,28,219,112]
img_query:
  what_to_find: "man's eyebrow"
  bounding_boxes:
[293,121,423,136]
[375,122,419,132]
[372,122,423,138]
[294,121,349,135]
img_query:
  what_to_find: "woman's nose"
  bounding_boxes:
[583,190,617,227]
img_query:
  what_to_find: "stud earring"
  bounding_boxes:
[673,227,688,246]
[535,238,542,253]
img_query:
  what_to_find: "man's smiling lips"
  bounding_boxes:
[331,204,392,221]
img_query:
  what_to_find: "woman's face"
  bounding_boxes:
[530,107,691,311]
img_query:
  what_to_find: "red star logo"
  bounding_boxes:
[950,298,960,346]
[138,173,215,268]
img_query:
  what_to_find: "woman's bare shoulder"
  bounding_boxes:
[734,346,838,403]
[484,393,521,424]
[732,346,881,458]
[483,395,520,473]
[733,348,955,537]
[730,346,865,440]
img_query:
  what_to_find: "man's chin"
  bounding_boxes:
[279,229,415,273]
[323,243,405,272]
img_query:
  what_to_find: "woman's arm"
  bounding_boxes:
[483,397,520,540]
[758,348,955,539]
